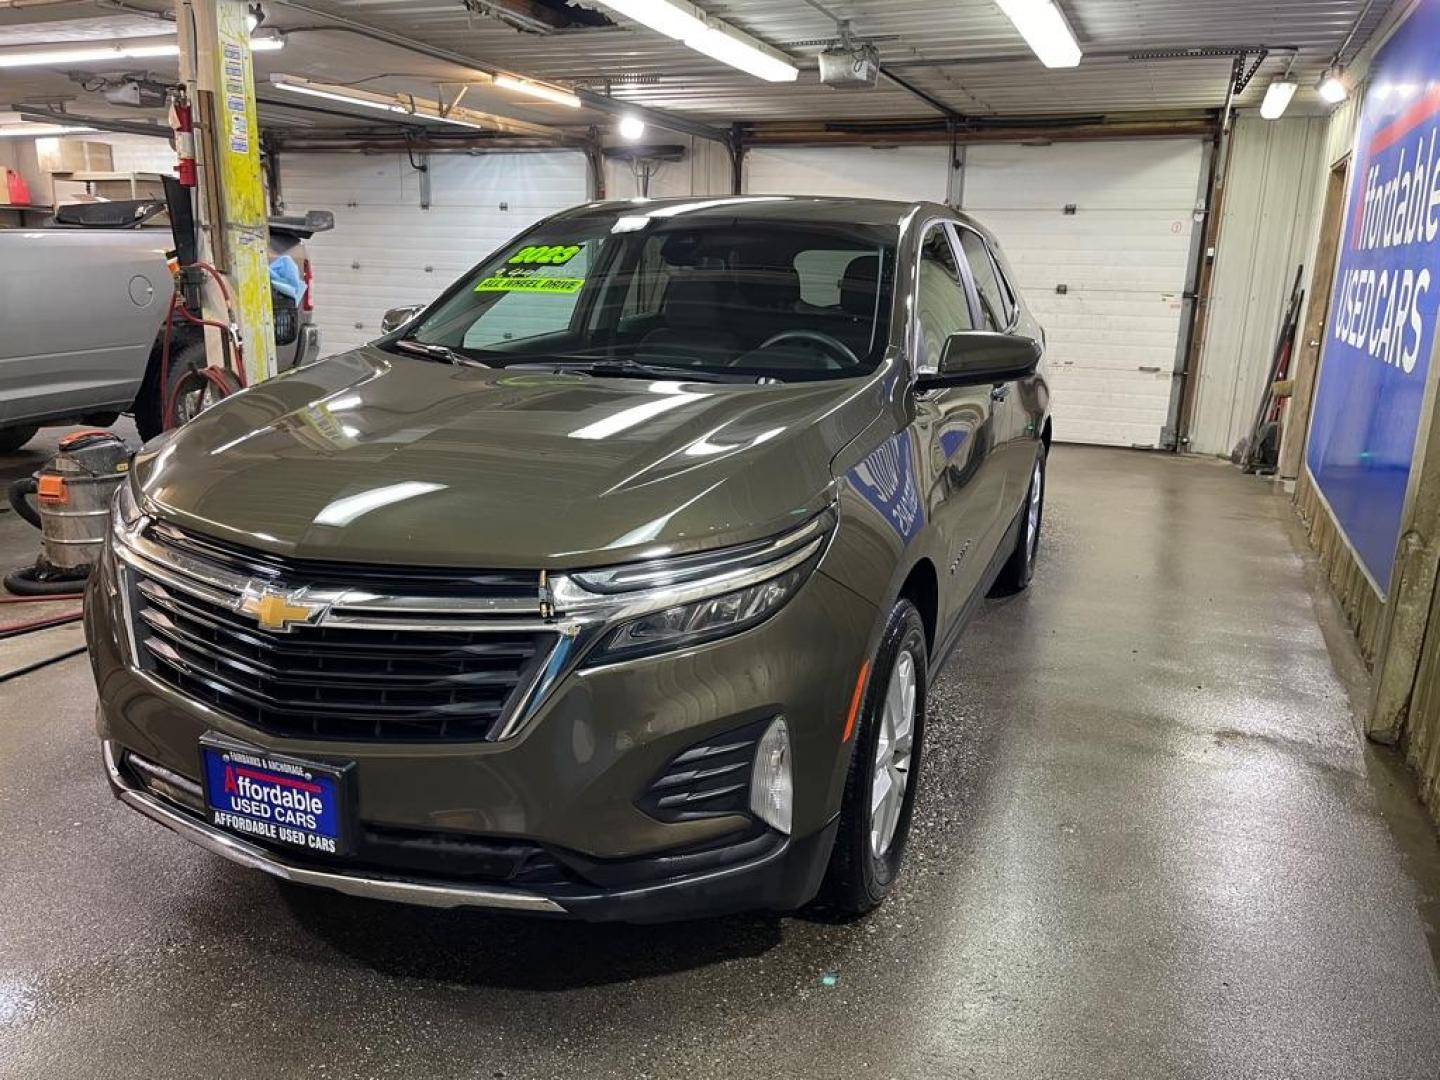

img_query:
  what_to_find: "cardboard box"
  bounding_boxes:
[36,138,114,174]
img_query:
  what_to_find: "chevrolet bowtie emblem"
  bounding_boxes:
[236,583,326,633]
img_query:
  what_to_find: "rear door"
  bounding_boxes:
[954,225,1035,520]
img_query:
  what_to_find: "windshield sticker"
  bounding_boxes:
[477,242,587,293]
[508,244,583,266]
[475,275,584,294]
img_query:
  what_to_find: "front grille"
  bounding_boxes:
[146,522,541,600]
[132,573,553,741]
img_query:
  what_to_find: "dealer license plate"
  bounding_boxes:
[199,735,352,856]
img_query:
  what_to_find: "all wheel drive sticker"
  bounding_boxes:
[475,243,586,294]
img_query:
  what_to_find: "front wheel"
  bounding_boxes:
[819,598,928,916]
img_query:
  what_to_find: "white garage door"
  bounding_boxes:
[964,140,1204,448]
[280,151,589,356]
[741,140,1205,448]
[745,146,950,203]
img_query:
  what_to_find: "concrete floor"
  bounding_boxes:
[3,435,1440,1080]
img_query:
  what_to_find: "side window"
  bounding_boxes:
[957,228,1013,331]
[462,245,591,348]
[915,224,973,373]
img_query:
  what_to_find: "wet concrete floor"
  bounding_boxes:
[3,436,1440,1079]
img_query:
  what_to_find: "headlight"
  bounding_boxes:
[111,475,144,537]
[553,508,836,665]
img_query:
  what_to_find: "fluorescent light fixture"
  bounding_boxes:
[0,32,279,68]
[271,77,410,115]
[687,24,799,82]
[270,76,484,127]
[1316,66,1349,104]
[593,0,798,82]
[493,74,582,108]
[618,113,646,140]
[993,0,1082,69]
[0,41,177,67]
[595,0,707,40]
[0,124,97,139]
[1260,78,1298,120]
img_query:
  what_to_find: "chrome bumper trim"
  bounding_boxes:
[102,740,566,914]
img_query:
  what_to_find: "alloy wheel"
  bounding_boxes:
[1027,457,1044,560]
[870,648,917,858]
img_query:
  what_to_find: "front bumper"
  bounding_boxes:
[103,739,838,922]
[88,537,874,921]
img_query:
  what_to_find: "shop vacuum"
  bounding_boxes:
[5,430,131,596]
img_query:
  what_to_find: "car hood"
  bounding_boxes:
[134,348,887,568]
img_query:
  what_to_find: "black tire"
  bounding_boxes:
[0,425,39,454]
[134,339,207,441]
[994,447,1047,593]
[820,598,928,916]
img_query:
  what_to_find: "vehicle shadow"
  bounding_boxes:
[276,882,787,990]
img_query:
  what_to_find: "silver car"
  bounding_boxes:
[0,202,329,452]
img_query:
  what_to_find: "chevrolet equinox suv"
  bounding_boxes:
[87,196,1051,922]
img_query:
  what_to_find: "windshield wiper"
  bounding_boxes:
[392,338,489,367]
[506,357,748,384]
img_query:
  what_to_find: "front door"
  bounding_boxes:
[908,221,1006,637]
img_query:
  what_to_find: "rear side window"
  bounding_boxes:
[957,228,1014,331]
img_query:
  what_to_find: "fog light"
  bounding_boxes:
[750,717,792,834]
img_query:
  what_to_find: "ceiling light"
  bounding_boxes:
[594,0,707,40]
[618,113,645,140]
[493,74,582,108]
[1316,65,1349,104]
[993,0,1082,69]
[0,41,178,67]
[1260,78,1298,120]
[592,0,798,82]
[271,77,409,115]
[270,76,490,129]
[0,32,281,68]
[687,24,799,82]
[0,123,97,139]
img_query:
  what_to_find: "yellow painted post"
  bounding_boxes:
[175,0,276,385]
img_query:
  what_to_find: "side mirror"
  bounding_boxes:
[915,331,1041,391]
[380,305,423,334]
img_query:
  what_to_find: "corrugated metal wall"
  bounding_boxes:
[1187,113,1329,457]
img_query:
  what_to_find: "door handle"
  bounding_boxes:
[990,383,1011,402]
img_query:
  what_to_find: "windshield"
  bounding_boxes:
[402,210,896,381]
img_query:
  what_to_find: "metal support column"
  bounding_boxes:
[176,0,276,385]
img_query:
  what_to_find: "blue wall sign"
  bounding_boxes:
[1305,0,1440,594]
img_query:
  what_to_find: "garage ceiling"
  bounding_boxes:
[0,0,1395,137]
